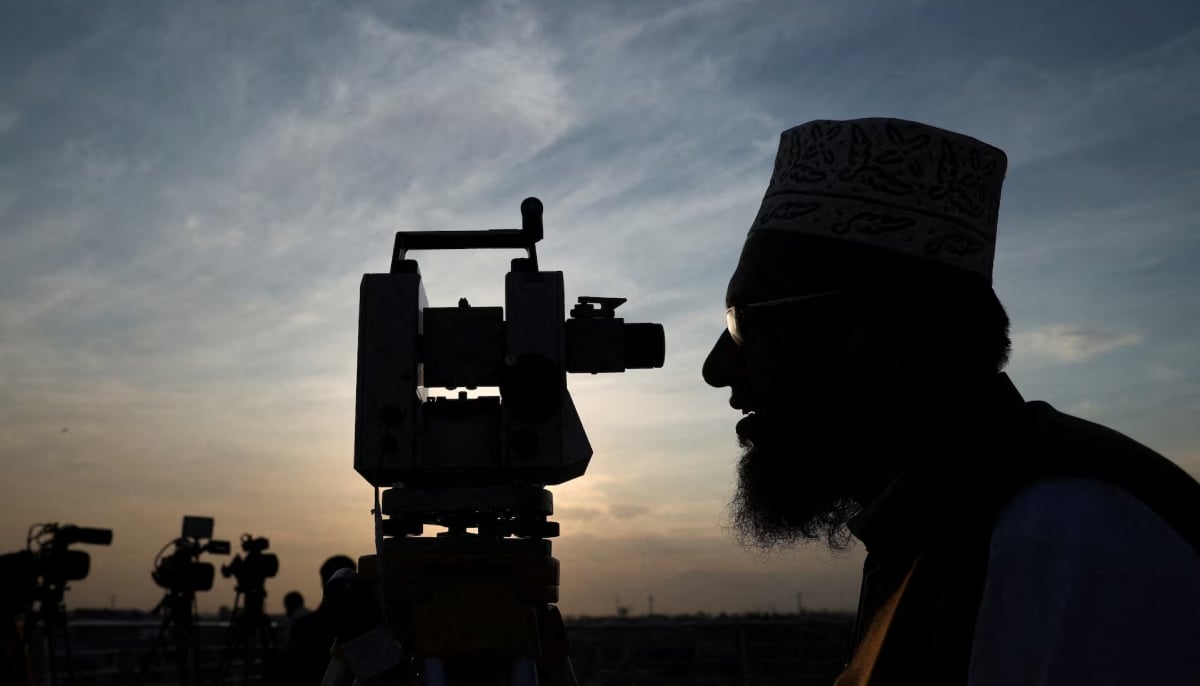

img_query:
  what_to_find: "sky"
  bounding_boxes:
[2,0,1198,617]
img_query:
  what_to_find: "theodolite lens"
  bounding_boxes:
[622,323,666,369]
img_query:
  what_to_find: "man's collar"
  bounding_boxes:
[846,373,1027,552]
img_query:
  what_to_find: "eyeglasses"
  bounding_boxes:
[725,290,844,346]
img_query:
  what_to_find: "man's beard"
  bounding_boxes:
[728,411,864,553]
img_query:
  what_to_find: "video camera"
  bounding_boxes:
[220,534,279,592]
[0,523,112,614]
[151,516,230,594]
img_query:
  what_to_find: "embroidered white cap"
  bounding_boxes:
[749,118,1008,282]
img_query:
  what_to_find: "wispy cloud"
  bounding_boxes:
[1013,325,1142,363]
[0,104,19,134]
[938,27,1200,167]
[609,504,652,520]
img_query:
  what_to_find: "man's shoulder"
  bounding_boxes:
[1020,400,1166,461]
[993,476,1196,558]
[972,475,1200,685]
[1015,400,1199,498]
[1006,400,1200,555]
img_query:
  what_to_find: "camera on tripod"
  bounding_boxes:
[0,523,113,613]
[211,533,281,685]
[220,534,279,591]
[151,516,230,594]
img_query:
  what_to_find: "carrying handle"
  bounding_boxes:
[390,197,543,273]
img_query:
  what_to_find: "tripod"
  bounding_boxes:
[359,485,578,686]
[212,588,276,685]
[26,596,73,686]
[138,589,202,686]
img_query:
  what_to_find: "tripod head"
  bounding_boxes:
[151,516,230,599]
[220,534,278,612]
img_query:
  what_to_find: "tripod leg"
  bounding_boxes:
[137,607,172,686]
[537,656,579,686]
[258,615,279,683]
[62,623,75,686]
[45,628,57,686]
[422,657,447,686]
[185,595,200,686]
[177,622,191,686]
[52,615,76,686]
[537,606,578,686]
[242,620,250,685]
[213,593,243,686]
[510,656,538,686]
[213,621,235,686]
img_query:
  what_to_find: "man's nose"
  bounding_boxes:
[702,329,740,389]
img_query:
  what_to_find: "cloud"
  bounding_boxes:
[1013,325,1142,363]
[0,104,18,134]
[1065,399,1103,416]
[924,26,1200,168]
[609,504,652,520]
[556,503,653,523]
[558,505,605,522]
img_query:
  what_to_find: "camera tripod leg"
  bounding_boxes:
[137,602,175,686]
[61,623,76,686]
[257,616,279,680]
[212,593,243,686]
[141,595,200,686]
[33,614,72,686]
[44,629,57,686]
[176,630,193,686]
[212,621,237,685]
[214,601,278,686]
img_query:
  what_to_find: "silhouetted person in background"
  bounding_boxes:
[281,555,356,686]
[284,591,308,616]
[278,590,309,651]
[703,118,1200,685]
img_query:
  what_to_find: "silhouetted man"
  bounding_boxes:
[702,118,1200,685]
[281,555,356,686]
[278,590,309,650]
[283,591,308,617]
